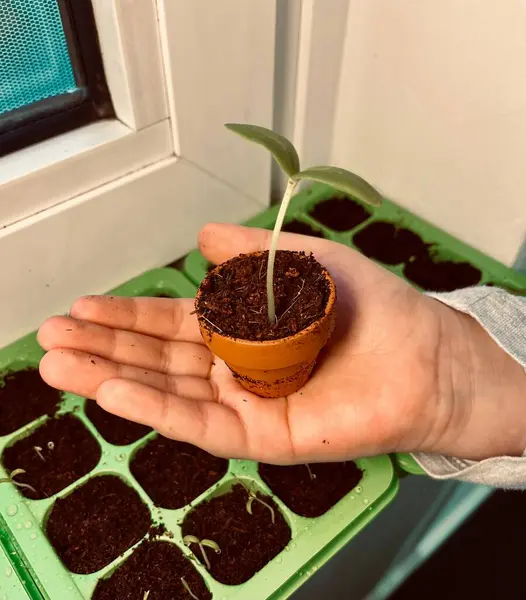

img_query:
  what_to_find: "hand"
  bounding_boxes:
[38,224,526,463]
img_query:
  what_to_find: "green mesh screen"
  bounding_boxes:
[0,0,77,116]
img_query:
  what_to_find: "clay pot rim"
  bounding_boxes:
[195,250,337,347]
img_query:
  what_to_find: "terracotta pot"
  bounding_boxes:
[195,253,337,398]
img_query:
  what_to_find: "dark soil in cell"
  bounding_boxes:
[309,196,371,231]
[130,435,228,509]
[353,221,427,265]
[92,540,211,600]
[2,415,100,500]
[84,400,151,446]
[181,483,290,585]
[283,219,325,238]
[46,474,151,574]
[259,461,363,518]
[403,254,482,292]
[153,293,174,298]
[0,368,62,436]
[196,250,330,341]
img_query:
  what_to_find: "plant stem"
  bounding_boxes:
[267,177,299,324]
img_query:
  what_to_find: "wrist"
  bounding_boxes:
[420,301,526,459]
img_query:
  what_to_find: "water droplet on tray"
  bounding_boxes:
[115,453,125,462]
[363,498,369,505]
[290,542,297,549]
[355,486,362,494]
[16,524,22,530]
[4,566,12,578]
[6,505,17,516]
[24,520,32,529]
[350,496,355,500]
[275,557,282,564]
[30,532,37,540]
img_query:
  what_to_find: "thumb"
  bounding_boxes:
[198,223,336,266]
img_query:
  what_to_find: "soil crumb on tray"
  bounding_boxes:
[181,483,290,585]
[353,221,426,265]
[92,540,211,600]
[259,461,363,518]
[309,196,371,231]
[85,400,152,446]
[46,474,151,574]
[0,368,61,436]
[130,436,228,509]
[196,250,330,341]
[2,414,100,499]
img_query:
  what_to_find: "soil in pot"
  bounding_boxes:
[352,221,427,265]
[0,368,62,436]
[181,483,290,585]
[92,540,211,600]
[84,400,152,446]
[130,435,228,509]
[283,219,325,238]
[308,196,371,232]
[259,461,363,518]
[196,250,330,341]
[2,414,100,500]
[46,474,152,574]
[403,253,482,292]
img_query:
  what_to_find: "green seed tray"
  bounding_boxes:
[183,182,526,479]
[0,541,32,600]
[183,183,526,293]
[0,268,398,600]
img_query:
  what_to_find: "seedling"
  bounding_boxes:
[0,468,37,494]
[305,464,316,481]
[183,535,221,571]
[143,591,150,600]
[236,478,276,524]
[33,446,45,462]
[225,123,383,324]
[181,577,200,600]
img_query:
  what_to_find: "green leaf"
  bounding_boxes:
[293,166,383,207]
[225,123,300,177]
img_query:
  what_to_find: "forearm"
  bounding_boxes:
[413,287,526,488]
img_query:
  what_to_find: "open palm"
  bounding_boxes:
[38,224,459,464]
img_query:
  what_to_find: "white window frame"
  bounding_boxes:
[0,0,277,347]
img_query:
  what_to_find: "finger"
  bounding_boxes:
[97,379,250,459]
[198,223,337,266]
[38,316,211,378]
[69,296,202,343]
[40,349,214,402]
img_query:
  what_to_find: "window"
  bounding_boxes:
[0,0,113,157]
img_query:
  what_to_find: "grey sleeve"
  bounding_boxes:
[411,287,526,489]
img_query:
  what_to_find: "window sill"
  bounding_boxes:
[0,118,172,227]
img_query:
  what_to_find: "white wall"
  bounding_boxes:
[329,0,526,265]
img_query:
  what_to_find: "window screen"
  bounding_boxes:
[0,0,77,115]
[0,0,114,157]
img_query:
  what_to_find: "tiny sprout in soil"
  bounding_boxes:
[305,464,316,481]
[225,123,383,323]
[236,479,276,524]
[0,468,37,495]
[33,446,45,462]
[181,576,201,600]
[183,535,221,571]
